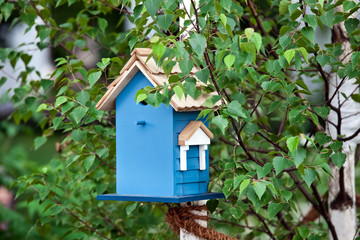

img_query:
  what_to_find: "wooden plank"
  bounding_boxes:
[97,192,225,203]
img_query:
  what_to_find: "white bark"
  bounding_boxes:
[326,6,359,239]
[180,200,207,240]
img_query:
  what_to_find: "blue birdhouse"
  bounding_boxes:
[96,48,224,203]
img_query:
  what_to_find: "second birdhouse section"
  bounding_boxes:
[96,48,224,202]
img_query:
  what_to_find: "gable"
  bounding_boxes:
[178,121,213,146]
[184,128,211,145]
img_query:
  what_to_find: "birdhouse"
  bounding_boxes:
[96,48,224,203]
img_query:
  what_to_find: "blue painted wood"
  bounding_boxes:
[173,111,210,196]
[106,70,214,202]
[97,192,225,203]
[115,71,174,196]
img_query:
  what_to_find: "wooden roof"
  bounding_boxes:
[96,48,220,112]
[178,121,213,146]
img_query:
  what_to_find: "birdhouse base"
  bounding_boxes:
[97,192,225,203]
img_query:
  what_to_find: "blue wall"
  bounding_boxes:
[173,111,209,195]
[115,71,174,196]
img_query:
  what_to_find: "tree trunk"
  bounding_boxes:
[327,11,359,239]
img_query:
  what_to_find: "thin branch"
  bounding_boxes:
[85,145,116,170]
[277,106,288,136]
[287,68,319,72]
[327,76,347,104]
[338,128,360,141]
[247,0,278,59]
[92,194,125,236]
[210,217,268,234]
[250,209,276,240]
[30,0,75,55]
[98,0,132,14]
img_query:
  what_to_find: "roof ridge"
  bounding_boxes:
[178,121,213,146]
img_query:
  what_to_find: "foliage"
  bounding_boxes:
[0,0,360,239]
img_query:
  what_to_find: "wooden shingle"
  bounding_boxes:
[96,48,221,112]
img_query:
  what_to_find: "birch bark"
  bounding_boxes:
[326,6,359,239]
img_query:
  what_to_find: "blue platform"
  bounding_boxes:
[97,192,225,203]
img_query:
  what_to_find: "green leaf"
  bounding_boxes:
[189,33,206,57]
[88,71,102,87]
[297,47,308,63]
[315,132,332,145]
[0,77,6,88]
[301,169,316,187]
[220,14,227,26]
[229,207,243,219]
[224,54,235,69]
[293,148,306,168]
[279,0,290,15]
[321,163,333,177]
[344,18,359,35]
[76,91,90,105]
[55,96,67,107]
[330,141,343,151]
[284,49,295,64]
[153,42,165,59]
[206,199,219,214]
[40,79,53,91]
[343,1,356,12]
[314,106,330,119]
[252,33,262,52]
[146,93,162,107]
[98,17,108,33]
[126,203,137,215]
[301,27,315,43]
[34,136,47,150]
[253,181,266,200]
[239,179,250,194]
[97,58,110,70]
[39,28,51,42]
[69,106,88,125]
[279,35,291,49]
[211,115,228,135]
[351,94,360,103]
[37,223,51,238]
[136,93,147,104]
[227,100,249,119]
[145,0,161,17]
[223,179,233,197]
[245,28,254,40]
[331,152,347,169]
[179,59,194,75]
[233,175,245,189]
[195,68,210,83]
[286,136,299,155]
[306,109,319,128]
[1,2,14,21]
[261,81,281,92]
[316,55,330,67]
[84,155,95,171]
[268,202,282,220]
[50,205,64,215]
[273,156,287,175]
[257,163,273,179]
[173,85,183,100]
[281,190,293,201]
[303,15,317,29]
[36,103,48,112]
[150,36,160,43]
[157,14,174,31]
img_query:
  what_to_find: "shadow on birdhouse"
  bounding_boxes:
[96,48,224,203]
